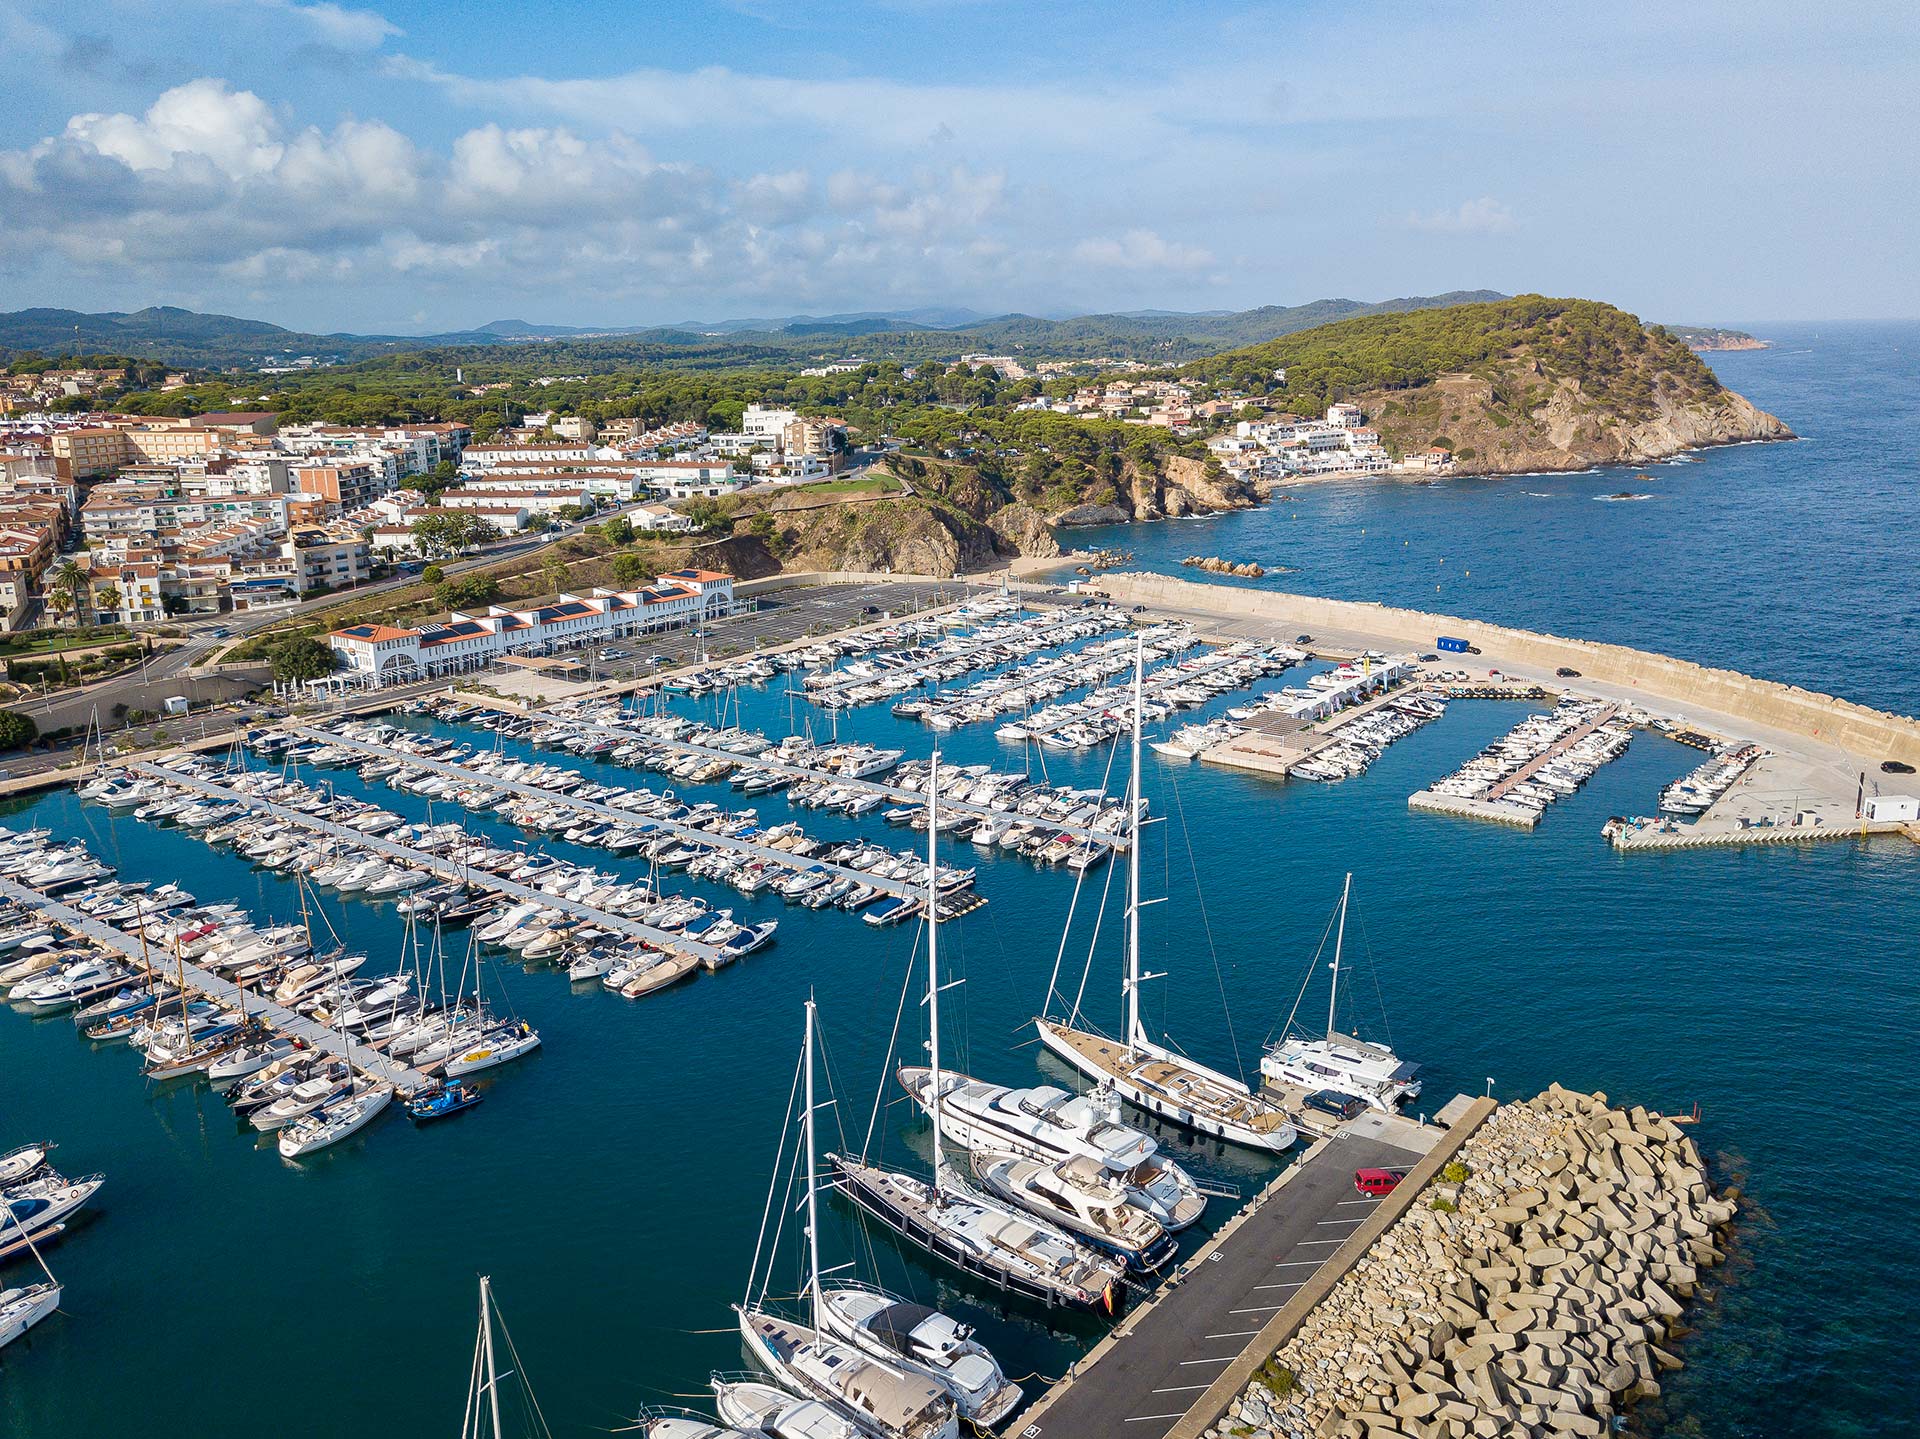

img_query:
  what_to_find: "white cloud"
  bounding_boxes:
[0,78,1044,315]
[1402,196,1517,236]
[1072,228,1214,272]
[254,0,400,50]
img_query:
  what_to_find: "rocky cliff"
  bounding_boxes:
[1363,369,1791,475]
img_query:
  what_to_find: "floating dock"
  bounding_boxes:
[129,763,729,969]
[0,870,430,1093]
[285,725,934,903]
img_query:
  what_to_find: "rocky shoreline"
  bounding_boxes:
[1204,1086,1736,1439]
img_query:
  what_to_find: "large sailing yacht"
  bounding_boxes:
[1036,639,1299,1155]
[736,1002,960,1439]
[828,756,1125,1312]
[1259,874,1422,1111]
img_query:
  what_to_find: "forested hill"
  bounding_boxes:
[0,292,1506,370]
[1179,295,1726,421]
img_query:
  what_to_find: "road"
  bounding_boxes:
[1018,1132,1424,1439]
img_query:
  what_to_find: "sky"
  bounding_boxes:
[0,0,1913,334]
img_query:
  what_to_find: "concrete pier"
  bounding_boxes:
[1009,1110,1444,1439]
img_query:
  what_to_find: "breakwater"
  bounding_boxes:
[1190,1086,1735,1439]
[1083,571,1920,767]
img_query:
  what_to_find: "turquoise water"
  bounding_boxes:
[3,324,1917,1438]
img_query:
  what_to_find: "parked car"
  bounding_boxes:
[1132,604,1147,614]
[1556,666,1581,678]
[1419,653,1440,663]
[1296,634,1313,645]
[1883,759,1916,774]
[1354,1166,1411,1197]
[1303,1090,1367,1122]
[862,605,882,615]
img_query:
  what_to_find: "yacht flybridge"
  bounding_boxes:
[1259,875,1421,1111]
[1036,638,1300,1155]
[828,757,1126,1312]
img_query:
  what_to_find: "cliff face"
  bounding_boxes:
[1364,369,1792,475]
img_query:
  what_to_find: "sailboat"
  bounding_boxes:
[1258,874,1421,1111]
[461,1275,552,1439]
[734,1002,960,1439]
[1036,638,1299,1154]
[827,757,1126,1312]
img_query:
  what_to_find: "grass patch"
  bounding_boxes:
[1253,1358,1297,1400]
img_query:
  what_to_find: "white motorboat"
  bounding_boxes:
[1258,875,1421,1112]
[817,1284,1021,1428]
[0,1280,61,1350]
[0,1142,53,1186]
[712,1377,866,1439]
[207,1036,299,1088]
[969,1150,1173,1272]
[251,1074,351,1131]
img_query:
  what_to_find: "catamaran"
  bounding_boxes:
[1258,874,1421,1111]
[1036,638,1299,1154]
[828,757,1125,1313]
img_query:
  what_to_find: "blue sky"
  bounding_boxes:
[0,0,1912,332]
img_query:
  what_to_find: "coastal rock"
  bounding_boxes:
[985,502,1062,558]
[1050,502,1133,527]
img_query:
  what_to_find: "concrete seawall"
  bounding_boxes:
[1082,571,1920,768]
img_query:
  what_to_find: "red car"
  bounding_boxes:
[1353,1167,1410,1197]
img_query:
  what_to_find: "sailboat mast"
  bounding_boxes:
[1125,635,1144,1050]
[926,752,945,1179]
[1328,872,1351,1040]
[478,1275,504,1439]
[804,996,822,1321]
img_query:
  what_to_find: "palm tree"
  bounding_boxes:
[92,583,121,621]
[52,560,90,634]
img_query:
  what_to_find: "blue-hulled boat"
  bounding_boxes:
[405,1081,483,1123]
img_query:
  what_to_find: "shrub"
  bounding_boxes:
[1430,1197,1458,1213]
[0,709,36,751]
[421,563,446,585]
[268,635,337,683]
[1440,1160,1471,1184]
[1254,1358,1297,1399]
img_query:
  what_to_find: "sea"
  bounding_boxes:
[1,321,1914,1439]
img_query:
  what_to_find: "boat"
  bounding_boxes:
[829,757,1125,1313]
[278,1083,393,1158]
[1036,639,1298,1154]
[2,1174,104,1239]
[711,1376,867,1439]
[893,1070,1204,1231]
[406,1080,484,1123]
[816,1284,1021,1428]
[1258,875,1421,1111]
[0,1142,53,1186]
[0,1278,61,1351]
[735,1001,960,1439]
[968,1150,1174,1272]
[630,1407,760,1439]
[458,1276,545,1439]
[444,1019,541,1077]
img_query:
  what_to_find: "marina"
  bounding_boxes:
[1407,699,1631,828]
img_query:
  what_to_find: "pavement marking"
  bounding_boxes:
[1124,1414,1189,1424]
[1151,1384,1217,1394]
[1294,1237,1347,1246]
[1253,1280,1305,1291]
[1271,1259,1323,1269]
[1316,1216,1365,1226]
[1334,1198,1377,1208]
[1229,1303,1287,1315]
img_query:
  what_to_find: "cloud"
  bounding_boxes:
[0,78,1042,315]
[254,0,400,50]
[1072,228,1215,272]
[1402,196,1517,236]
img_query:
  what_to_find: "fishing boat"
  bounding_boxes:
[1258,874,1421,1111]
[829,758,1125,1313]
[406,1080,484,1123]
[736,1001,959,1439]
[1036,639,1299,1154]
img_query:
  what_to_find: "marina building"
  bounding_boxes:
[326,568,737,682]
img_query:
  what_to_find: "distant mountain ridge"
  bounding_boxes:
[0,293,1509,368]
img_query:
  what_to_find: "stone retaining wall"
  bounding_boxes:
[1199,1087,1736,1439]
